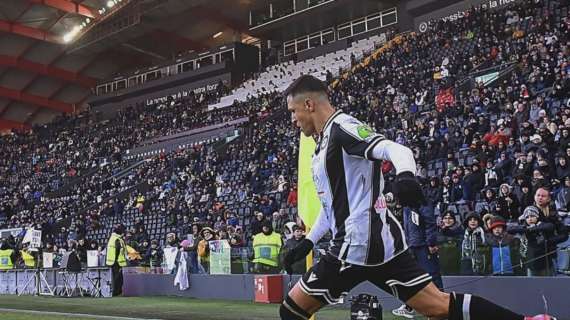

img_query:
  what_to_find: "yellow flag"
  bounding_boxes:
[297,134,321,228]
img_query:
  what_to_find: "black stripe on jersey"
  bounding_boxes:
[337,126,385,159]
[387,213,405,254]
[367,161,384,264]
[327,123,351,251]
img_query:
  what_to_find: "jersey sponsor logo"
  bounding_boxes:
[357,125,373,139]
[373,196,387,213]
[307,272,319,283]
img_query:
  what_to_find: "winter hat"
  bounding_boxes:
[521,206,540,220]
[482,213,495,226]
[531,134,542,143]
[489,217,506,231]
[464,212,483,227]
[200,227,214,238]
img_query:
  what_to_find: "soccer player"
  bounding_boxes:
[280,75,555,320]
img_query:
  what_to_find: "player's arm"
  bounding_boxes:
[336,119,424,207]
[283,209,329,274]
[306,208,330,244]
[335,119,415,173]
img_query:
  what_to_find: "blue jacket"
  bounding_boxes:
[403,206,438,248]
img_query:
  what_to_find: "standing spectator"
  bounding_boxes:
[497,184,521,221]
[280,225,306,274]
[460,212,489,275]
[509,206,554,276]
[252,221,282,274]
[485,217,521,275]
[437,211,463,275]
[105,224,127,296]
[144,240,164,268]
[393,206,443,318]
[198,227,215,273]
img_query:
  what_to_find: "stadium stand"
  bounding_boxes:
[0,0,569,278]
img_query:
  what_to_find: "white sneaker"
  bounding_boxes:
[392,304,416,319]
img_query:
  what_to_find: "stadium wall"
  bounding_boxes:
[123,274,570,317]
[398,0,522,32]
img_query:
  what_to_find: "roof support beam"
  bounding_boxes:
[29,0,98,19]
[0,118,31,131]
[0,86,74,113]
[0,54,97,87]
[0,19,61,43]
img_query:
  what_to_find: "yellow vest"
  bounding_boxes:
[106,233,127,267]
[0,249,14,270]
[253,232,282,267]
[21,251,35,268]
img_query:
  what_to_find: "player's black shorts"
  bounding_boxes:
[298,249,431,305]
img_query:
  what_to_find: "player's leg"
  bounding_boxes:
[280,282,324,320]
[280,255,363,320]
[375,250,529,320]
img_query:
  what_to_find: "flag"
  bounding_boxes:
[297,134,321,228]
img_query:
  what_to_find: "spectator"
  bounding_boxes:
[252,221,282,274]
[198,227,215,273]
[280,225,306,274]
[497,183,520,221]
[460,212,489,275]
[250,212,266,236]
[486,217,521,275]
[509,206,555,276]
[144,239,164,268]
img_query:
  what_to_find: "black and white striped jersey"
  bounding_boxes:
[306,110,417,266]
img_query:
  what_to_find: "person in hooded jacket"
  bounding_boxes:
[555,155,570,180]
[485,217,522,275]
[425,177,443,208]
[252,220,282,274]
[497,183,521,221]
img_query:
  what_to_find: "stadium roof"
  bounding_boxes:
[0,0,390,130]
[0,0,251,129]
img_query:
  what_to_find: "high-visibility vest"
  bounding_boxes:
[21,251,35,268]
[0,249,14,270]
[252,232,282,267]
[106,233,127,267]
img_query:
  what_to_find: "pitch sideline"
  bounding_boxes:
[0,307,164,320]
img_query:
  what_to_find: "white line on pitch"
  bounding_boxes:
[0,307,164,320]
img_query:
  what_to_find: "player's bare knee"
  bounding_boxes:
[413,291,449,319]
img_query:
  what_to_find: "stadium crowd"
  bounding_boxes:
[1,0,569,278]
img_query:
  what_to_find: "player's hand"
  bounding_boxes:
[428,246,439,254]
[394,172,426,208]
[283,239,314,274]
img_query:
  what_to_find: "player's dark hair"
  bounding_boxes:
[283,75,328,99]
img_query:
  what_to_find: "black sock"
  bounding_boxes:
[448,292,525,320]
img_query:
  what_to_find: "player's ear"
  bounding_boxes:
[304,97,314,112]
